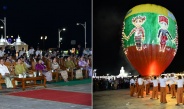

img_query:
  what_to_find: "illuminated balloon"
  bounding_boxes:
[122,4,178,76]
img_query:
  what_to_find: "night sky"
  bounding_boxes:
[0,0,92,50]
[94,0,184,76]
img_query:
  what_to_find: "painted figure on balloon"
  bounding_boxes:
[123,15,146,51]
[157,15,175,52]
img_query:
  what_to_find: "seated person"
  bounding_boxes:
[6,55,15,63]
[35,58,52,82]
[32,54,38,62]
[51,57,68,82]
[15,57,27,76]
[78,56,92,78]
[21,57,31,69]
[0,57,13,88]
[87,55,92,77]
[64,56,76,69]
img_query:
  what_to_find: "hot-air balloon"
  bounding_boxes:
[122,4,178,77]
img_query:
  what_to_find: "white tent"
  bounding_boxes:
[0,36,9,49]
[11,36,28,52]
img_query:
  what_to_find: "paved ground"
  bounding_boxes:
[0,83,92,109]
[93,89,184,109]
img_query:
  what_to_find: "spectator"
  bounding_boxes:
[35,47,42,56]
[51,57,68,82]
[0,57,13,88]
[19,47,25,57]
[35,58,52,82]
[10,46,16,58]
[0,47,5,57]
[77,44,83,57]
[15,57,27,76]
[28,46,35,58]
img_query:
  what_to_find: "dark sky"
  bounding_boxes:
[94,0,184,76]
[0,0,92,50]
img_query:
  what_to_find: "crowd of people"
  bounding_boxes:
[128,74,184,106]
[94,73,184,106]
[0,44,92,89]
[93,77,130,92]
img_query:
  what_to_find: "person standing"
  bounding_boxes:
[0,47,5,57]
[134,77,138,94]
[35,47,42,57]
[145,77,151,95]
[77,44,84,57]
[150,76,159,99]
[28,46,35,58]
[166,80,170,94]
[137,75,144,98]
[175,75,184,106]
[114,78,118,90]
[10,46,16,58]
[169,73,176,98]
[4,46,11,56]
[159,75,169,103]
[130,76,135,97]
[18,48,25,57]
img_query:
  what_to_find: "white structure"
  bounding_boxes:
[117,66,128,78]
[93,66,131,80]
[93,69,97,77]
[11,35,28,52]
[0,35,10,49]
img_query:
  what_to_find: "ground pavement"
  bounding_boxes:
[93,89,184,109]
[0,80,92,109]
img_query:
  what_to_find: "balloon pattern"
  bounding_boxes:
[122,4,178,76]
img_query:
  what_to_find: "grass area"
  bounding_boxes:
[51,78,92,86]
[1,78,92,88]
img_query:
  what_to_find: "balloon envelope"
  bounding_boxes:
[122,4,178,76]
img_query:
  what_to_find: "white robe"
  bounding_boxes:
[0,64,13,88]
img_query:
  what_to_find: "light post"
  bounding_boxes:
[0,17,6,39]
[40,36,47,50]
[58,28,66,48]
[76,22,86,48]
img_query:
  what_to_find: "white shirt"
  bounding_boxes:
[159,77,168,87]
[175,79,184,88]
[24,62,31,68]
[166,80,170,85]
[169,76,176,85]
[0,50,5,57]
[28,48,35,55]
[0,64,10,76]
[19,50,25,57]
[36,50,42,56]
[130,78,135,84]
[89,50,92,55]
[78,60,88,67]
[145,79,151,85]
[138,78,144,85]
[151,79,159,87]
